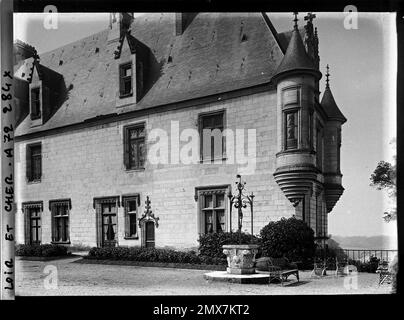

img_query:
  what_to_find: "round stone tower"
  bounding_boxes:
[272,13,322,207]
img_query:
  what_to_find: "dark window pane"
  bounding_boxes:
[138,142,145,166]
[285,111,298,149]
[31,88,41,119]
[120,64,132,95]
[129,214,137,237]
[201,113,224,160]
[29,145,41,181]
[30,208,41,244]
[63,217,68,242]
[124,78,131,94]
[130,140,138,167]
[128,200,137,212]
[205,211,213,234]
[127,126,145,169]
[216,210,225,233]
[204,195,213,208]
[215,194,224,208]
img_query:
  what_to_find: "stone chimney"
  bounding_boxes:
[175,13,198,36]
[107,13,134,43]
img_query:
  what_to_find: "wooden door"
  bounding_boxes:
[145,221,155,248]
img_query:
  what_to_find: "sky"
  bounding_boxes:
[13,12,397,245]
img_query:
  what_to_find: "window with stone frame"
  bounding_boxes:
[197,188,227,234]
[26,143,41,182]
[337,127,341,172]
[119,62,133,97]
[199,111,225,161]
[123,123,146,170]
[284,110,298,150]
[23,202,43,245]
[123,195,140,239]
[316,122,324,171]
[93,196,120,247]
[30,87,41,120]
[50,199,71,243]
[309,111,314,149]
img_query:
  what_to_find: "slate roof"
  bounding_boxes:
[277,27,306,52]
[273,26,321,80]
[321,86,347,123]
[14,13,297,137]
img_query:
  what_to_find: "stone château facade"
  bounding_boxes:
[13,12,346,249]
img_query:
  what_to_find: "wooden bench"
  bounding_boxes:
[256,257,299,285]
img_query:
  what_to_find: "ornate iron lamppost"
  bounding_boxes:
[228,174,255,244]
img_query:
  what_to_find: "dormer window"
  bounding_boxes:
[119,63,132,97]
[30,87,41,120]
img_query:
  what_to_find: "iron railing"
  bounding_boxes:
[316,248,398,263]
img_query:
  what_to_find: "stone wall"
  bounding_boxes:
[15,90,299,249]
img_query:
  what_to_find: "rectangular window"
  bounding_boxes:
[199,111,225,161]
[119,63,132,97]
[200,191,226,234]
[337,128,341,172]
[26,143,42,182]
[30,208,41,244]
[309,112,313,148]
[316,123,323,171]
[23,203,43,245]
[123,195,139,238]
[102,202,117,246]
[94,197,120,247]
[50,200,70,243]
[30,87,41,120]
[124,124,146,170]
[285,110,298,149]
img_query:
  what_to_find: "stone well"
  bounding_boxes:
[222,244,260,275]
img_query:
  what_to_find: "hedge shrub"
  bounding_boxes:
[198,232,260,260]
[348,256,380,273]
[16,244,69,257]
[85,246,227,265]
[259,217,315,264]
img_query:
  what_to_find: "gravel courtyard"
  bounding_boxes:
[16,256,393,296]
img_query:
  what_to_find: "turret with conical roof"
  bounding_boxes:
[321,65,347,123]
[272,12,321,83]
[321,65,346,213]
[273,12,321,210]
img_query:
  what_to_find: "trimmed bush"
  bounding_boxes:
[85,246,227,265]
[259,217,316,264]
[16,244,69,257]
[198,232,260,259]
[348,256,380,273]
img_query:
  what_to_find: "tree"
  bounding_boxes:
[370,159,396,222]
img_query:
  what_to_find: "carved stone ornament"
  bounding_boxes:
[222,244,260,275]
[138,195,159,228]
